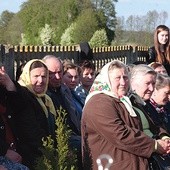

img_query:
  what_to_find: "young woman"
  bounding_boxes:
[147,25,170,75]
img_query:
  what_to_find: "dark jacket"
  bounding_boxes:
[47,84,81,134]
[8,82,55,169]
[145,100,170,135]
[0,86,18,156]
[148,46,170,75]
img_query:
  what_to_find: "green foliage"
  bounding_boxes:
[54,0,80,43]
[60,23,76,46]
[72,8,99,44]
[89,29,109,47]
[40,24,55,45]
[18,0,58,45]
[0,10,15,44]
[34,107,77,170]
[5,14,23,45]
[0,10,14,27]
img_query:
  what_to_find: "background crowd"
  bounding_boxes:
[0,24,170,170]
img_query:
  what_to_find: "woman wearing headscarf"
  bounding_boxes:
[81,60,170,170]
[0,59,56,169]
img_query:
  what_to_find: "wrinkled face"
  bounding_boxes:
[154,66,168,75]
[158,30,169,45]
[152,86,170,105]
[131,73,156,101]
[62,68,79,89]
[30,67,47,94]
[45,58,63,88]
[109,68,129,98]
[80,68,95,89]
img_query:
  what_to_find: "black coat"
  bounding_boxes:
[145,100,170,135]
[148,46,170,75]
[8,82,55,169]
[0,86,18,156]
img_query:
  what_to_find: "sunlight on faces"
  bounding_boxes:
[62,68,79,90]
[154,66,168,75]
[30,67,48,94]
[81,68,95,88]
[131,74,156,101]
[152,86,170,105]
[45,58,63,88]
[108,68,129,98]
[158,30,169,45]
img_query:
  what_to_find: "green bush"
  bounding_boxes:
[35,107,77,170]
[89,29,109,48]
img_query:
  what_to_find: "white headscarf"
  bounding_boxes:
[85,60,137,117]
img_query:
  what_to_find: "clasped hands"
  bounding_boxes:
[156,138,170,155]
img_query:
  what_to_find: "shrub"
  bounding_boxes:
[35,107,77,170]
[89,29,109,48]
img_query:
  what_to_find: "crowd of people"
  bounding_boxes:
[0,24,170,170]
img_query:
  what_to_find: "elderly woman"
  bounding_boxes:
[145,74,170,134]
[0,59,56,169]
[82,60,170,170]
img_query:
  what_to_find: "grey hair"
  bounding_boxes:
[42,55,62,63]
[155,74,170,90]
[130,64,157,80]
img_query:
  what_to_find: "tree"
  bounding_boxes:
[144,10,159,32]
[0,10,14,27]
[18,0,58,44]
[92,0,117,30]
[89,28,109,47]
[60,23,76,46]
[40,24,55,45]
[112,16,125,45]
[5,14,23,45]
[53,0,80,43]
[0,10,15,43]
[72,8,98,44]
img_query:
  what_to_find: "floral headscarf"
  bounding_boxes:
[85,60,137,117]
[18,59,56,117]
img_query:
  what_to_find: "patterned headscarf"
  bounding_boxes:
[18,59,56,117]
[85,60,137,117]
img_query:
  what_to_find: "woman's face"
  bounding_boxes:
[152,86,170,105]
[80,68,95,89]
[154,66,168,75]
[30,67,48,94]
[62,68,79,89]
[131,73,156,101]
[109,68,129,98]
[158,30,169,45]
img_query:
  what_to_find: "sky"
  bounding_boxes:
[0,0,170,27]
